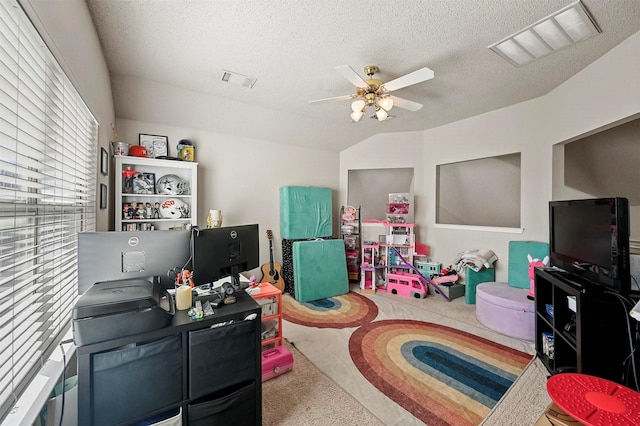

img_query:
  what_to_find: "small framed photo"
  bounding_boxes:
[100,147,109,175]
[100,184,107,209]
[139,133,169,158]
[132,172,156,194]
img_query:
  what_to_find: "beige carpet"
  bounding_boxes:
[262,340,383,426]
[262,284,552,425]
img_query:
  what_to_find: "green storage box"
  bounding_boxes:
[428,282,465,300]
[465,266,495,304]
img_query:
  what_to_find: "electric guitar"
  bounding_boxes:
[260,230,285,292]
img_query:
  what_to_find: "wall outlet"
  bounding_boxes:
[631,254,640,292]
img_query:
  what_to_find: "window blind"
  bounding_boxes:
[0,0,98,420]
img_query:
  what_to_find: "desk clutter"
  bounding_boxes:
[74,226,265,425]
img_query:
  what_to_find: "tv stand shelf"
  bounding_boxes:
[534,268,630,383]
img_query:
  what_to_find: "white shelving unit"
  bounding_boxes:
[115,156,198,231]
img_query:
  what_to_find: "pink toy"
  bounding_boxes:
[387,272,427,299]
[431,274,459,285]
[262,346,294,382]
[527,254,549,300]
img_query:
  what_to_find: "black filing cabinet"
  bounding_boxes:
[76,291,261,425]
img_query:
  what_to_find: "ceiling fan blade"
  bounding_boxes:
[335,65,369,88]
[309,94,354,104]
[390,96,423,111]
[382,67,434,92]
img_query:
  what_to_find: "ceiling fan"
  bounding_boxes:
[310,65,434,122]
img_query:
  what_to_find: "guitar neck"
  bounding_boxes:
[269,239,275,268]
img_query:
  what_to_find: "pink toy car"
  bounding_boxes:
[387,272,427,299]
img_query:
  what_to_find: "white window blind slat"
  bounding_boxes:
[0,0,97,420]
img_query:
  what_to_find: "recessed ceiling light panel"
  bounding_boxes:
[489,0,600,67]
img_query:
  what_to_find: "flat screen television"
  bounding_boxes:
[190,224,260,288]
[549,197,630,294]
[78,230,192,295]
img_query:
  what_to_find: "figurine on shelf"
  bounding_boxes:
[129,201,138,219]
[145,202,153,219]
[122,166,140,194]
[152,202,160,219]
[180,203,190,218]
[137,204,145,219]
[123,203,130,219]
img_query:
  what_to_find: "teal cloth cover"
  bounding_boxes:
[280,186,332,239]
[508,241,550,288]
[292,239,348,302]
[465,266,495,304]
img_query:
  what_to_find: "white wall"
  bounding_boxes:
[116,118,339,267]
[23,0,115,231]
[339,130,424,232]
[341,31,640,282]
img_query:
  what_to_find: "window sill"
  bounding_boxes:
[434,224,524,234]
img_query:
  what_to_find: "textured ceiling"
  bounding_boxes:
[86,0,640,152]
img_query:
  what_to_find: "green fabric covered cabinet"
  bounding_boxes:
[465,267,495,304]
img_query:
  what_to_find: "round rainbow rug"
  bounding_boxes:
[349,319,532,425]
[282,291,378,329]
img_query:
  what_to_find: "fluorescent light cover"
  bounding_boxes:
[533,20,571,50]
[495,39,533,66]
[489,0,600,67]
[555,6,599,41]
[513,30,551,58]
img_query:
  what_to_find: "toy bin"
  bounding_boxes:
[465,266,495,304]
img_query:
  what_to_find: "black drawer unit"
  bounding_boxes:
[76,290,261,425]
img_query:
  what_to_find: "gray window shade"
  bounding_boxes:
[0,0,97,420]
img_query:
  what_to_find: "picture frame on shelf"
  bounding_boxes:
[100,147,109,176]
[100,184,107,209]
[132,172,156,194]
[139,133,169,158]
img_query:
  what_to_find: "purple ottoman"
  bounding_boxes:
[475,282,534,341]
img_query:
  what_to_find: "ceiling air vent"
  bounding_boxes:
[489,0,601,67]
[221,70,257,88]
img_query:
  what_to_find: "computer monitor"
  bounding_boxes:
[77,230,192,295]
[190,224,260,288]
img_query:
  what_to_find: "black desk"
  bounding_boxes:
[76,290,261,426]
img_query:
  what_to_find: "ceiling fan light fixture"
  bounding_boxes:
[375,107,388,121]
[378,97,394,111]
[351,109,365,123]
[488,0,600,67]
[351,99,366,112]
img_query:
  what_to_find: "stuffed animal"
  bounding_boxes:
[527,254,549,300]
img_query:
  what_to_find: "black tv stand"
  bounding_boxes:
[534,268,632,386]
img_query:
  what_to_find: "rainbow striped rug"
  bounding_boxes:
[282,291,534,425]
[282,291,378,329]
[349,319,532,425]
